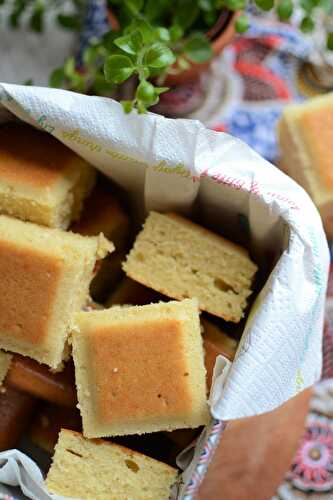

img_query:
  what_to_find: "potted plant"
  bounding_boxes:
[50,0,246,113]
[1,0,333,112]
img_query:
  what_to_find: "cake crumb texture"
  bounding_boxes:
[0,122,96,228]
[0,215,113,368]
[72,299,209,438]
[46,429,178,500]
[123,212,257,322]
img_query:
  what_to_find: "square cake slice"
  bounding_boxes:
[123,212,258,322]
[278,93,333,238]
[0,122,96,229]
[72,299,209,438]
[46,429,178,500]
[0,215,113,369]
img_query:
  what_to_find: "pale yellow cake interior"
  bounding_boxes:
[46,429,178,500]
[0,215,113,369]
[71,299,209,438]
[278,93,333,209]
[0,122,96,229]
[123,212,257,322]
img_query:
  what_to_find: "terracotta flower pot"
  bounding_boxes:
[163,10,237,87]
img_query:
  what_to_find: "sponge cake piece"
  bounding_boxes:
[123,212,257,322]
[0,122,96,229]
[71,299,209,438]
[278,93,333,238]
[0,215,113,369]
[46,429,178,500]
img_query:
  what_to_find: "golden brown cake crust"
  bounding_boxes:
[0,239,61,344]
[300,106,333,188]
[89,320,192,422]
[0,123,73,187]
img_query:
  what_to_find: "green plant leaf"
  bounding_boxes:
[132,19,156,44]
[114,30,143,55]
[30,5,44,33]
[23,78,33,85]
[147,67,162,77]
[137,100,148,113]
[327,32,333,50]
[173,0,199,30]
[300,15,315,32]
[104,54,135,83]
[83,46,99,66]
[91,74,115,95]
[102,30,119,50]
[124,0,143,13]
[319,0,333,12]
[199,0,214,12]
[121,100,134,113]
[224,0,246,10]
[277,0,293,20]
[9,0,25,29]
[9,13,19,28]
[64,57,76,79]
[144,42,176,68]
[183,34,213,63]
[144,0,170,22]
[49,68,65,88]
[154,86,169,94]
[204,10,217,26]
[300,0,315,13]
[255,0,274,11]
[70,73,86,92]
[57,13,81,30]
[136,80,156,104]
[169,24,184,42]
[178,56,191,70]
[140,67,150,79]
[235,14,250,33]
[156,27,170,42]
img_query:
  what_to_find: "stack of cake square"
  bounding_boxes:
[0,123,113,370]
[0,122,258,499]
